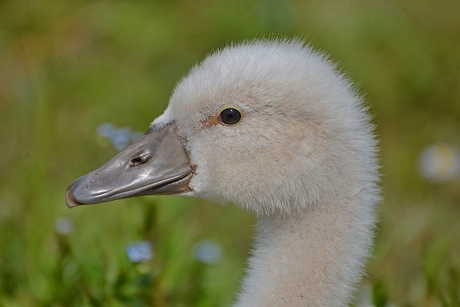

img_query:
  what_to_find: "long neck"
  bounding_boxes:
[234,196,375,307]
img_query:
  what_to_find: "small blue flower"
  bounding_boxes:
[126,241,154,263]
[55,217,73,235]
[97,123,116,138]
[97,123,144,151]
[112,127,133,151]
[192,239,223,265]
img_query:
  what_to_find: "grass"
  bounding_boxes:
[0,0,459,306]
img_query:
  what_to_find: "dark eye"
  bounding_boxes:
[219,108,242,125]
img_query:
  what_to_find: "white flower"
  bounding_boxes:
[192,239,223,265]
[419,143,460,182]
[126,241,154,263]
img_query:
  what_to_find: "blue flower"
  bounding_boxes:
[55,217,73,235]
[192,239,223,265]
[97,123,144,151]
[126,241,154,263]
[97,123,116,139]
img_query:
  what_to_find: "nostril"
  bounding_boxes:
[130,153,152,166]
[131,157,142,165]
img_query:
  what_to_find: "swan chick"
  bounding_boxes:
[66,40,380,306]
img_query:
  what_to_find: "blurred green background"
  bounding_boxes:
[1,0,459,306]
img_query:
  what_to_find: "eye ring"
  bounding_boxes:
[218,107,243,126]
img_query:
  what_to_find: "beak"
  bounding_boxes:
[65,122,193,208]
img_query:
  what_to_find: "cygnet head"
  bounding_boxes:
[66,40,378,217]
[162,40,377,213]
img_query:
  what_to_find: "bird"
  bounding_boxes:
[66,40,380,306]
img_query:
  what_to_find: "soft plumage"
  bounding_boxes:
[66,40,380,306]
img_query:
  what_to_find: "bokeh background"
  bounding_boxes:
[1,0,459,306]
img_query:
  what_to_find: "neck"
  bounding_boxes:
[234,195,376,307]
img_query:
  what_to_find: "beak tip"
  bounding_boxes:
[65,189,78,208]
[65,179,82,208]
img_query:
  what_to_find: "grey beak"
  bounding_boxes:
[65,123,193,208]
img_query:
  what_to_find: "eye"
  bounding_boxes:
[218,107,242,126]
